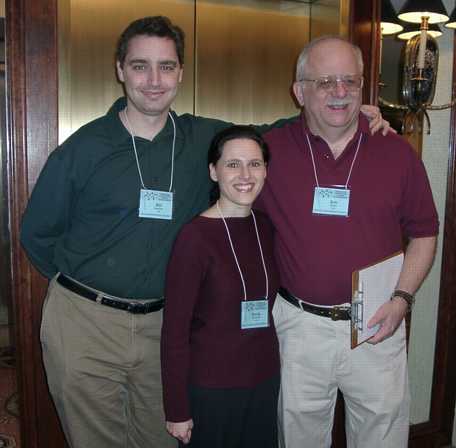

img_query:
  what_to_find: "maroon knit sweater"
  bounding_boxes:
[161,212,280,422]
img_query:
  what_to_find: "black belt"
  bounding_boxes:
[279,287,351,321]
[56,274,164,314]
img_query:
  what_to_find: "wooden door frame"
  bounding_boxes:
[350,1,456,447]
[7,0,65,446]
[6,1,456,447]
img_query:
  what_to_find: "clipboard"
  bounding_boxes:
[351,251,404,348]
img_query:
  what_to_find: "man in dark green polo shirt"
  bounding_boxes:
[20,16,387,448]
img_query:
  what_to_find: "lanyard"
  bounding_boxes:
[306,132,363,188]
[216,202,269,301]
[123,109,176,192]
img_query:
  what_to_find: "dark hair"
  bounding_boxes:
[208,125,270,204]
[116,16,185,67]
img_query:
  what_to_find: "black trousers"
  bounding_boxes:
[179,375,280,448]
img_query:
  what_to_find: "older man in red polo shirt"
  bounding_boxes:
[257,36,438,448]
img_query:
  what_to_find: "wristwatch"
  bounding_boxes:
[391,289,415,311]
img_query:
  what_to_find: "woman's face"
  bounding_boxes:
[209,138,267,213]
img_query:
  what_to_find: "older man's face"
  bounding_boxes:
[293,40,363,138]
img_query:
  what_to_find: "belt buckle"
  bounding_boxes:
[330,306,350,321]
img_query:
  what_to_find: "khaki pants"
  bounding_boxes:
[273,293,410,448]
[40,277,176,448]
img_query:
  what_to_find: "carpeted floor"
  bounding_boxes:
[0,346,19,448]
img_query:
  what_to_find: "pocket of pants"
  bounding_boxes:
[40,280,56,345]
[273,295,289,334]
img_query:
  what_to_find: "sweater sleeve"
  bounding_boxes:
[161,222,208,422]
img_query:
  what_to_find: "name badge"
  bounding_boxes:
[312,186,350,217]
[241,299,269,329]
[139,189,173,220]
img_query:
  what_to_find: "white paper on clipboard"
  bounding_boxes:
[351,252,404,348]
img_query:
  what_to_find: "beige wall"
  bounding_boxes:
[386,0,454,429]
[407,0,454,427]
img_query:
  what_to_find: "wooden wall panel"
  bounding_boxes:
[6,0,66,446]
[350,0,381,105]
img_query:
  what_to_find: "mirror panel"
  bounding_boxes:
[58,0,347,139]
[195,0,310,123]
[58,0,196,143]
[310,0,349,39]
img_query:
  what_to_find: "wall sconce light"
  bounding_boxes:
[379,0,403,84]
[445,7,456,29]
[379,0,454,134]
[397,23,442,40]
[381,0,403,35]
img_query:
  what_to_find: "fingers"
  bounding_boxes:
[367,113,381,133]
[381,119,391,136]
[367,300,407,344]
[368,323,393,344]
[388,122,397,134]
[369,117,390,136]
[166,420,193,444]
[181,421,193,444]
[172,429,191,444]
[367,307,385,329]
[361,104,393,136]
[180,428,192,445]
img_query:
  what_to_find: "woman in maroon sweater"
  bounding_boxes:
[161,125,280,447]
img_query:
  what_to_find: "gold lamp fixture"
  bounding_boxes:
[397,23,443,40]
[379,0,454,134]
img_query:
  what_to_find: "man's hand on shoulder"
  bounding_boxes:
[360,105,395,136]
[367,297,408,344]
[166,419,193,444]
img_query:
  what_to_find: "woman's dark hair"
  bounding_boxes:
[208,125,270,205]
[116,16,185,67]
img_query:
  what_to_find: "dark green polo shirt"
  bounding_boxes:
[20,98,292,299]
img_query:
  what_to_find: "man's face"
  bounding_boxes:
[293,40,362,137]
[116,35,183,119]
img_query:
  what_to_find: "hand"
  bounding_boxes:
[166,419,193,444]
[360,104,395,136]
[367,297,408,344]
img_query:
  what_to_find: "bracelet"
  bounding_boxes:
[391,289,415,311]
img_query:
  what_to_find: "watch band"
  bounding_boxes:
[391,289,415,310]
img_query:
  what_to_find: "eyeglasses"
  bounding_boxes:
[300,75,364,93]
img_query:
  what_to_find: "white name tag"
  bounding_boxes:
[241,299,269,329]
[139,189,173,220]
[312,186,350,217]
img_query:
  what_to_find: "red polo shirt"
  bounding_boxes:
[256,114,439,306]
